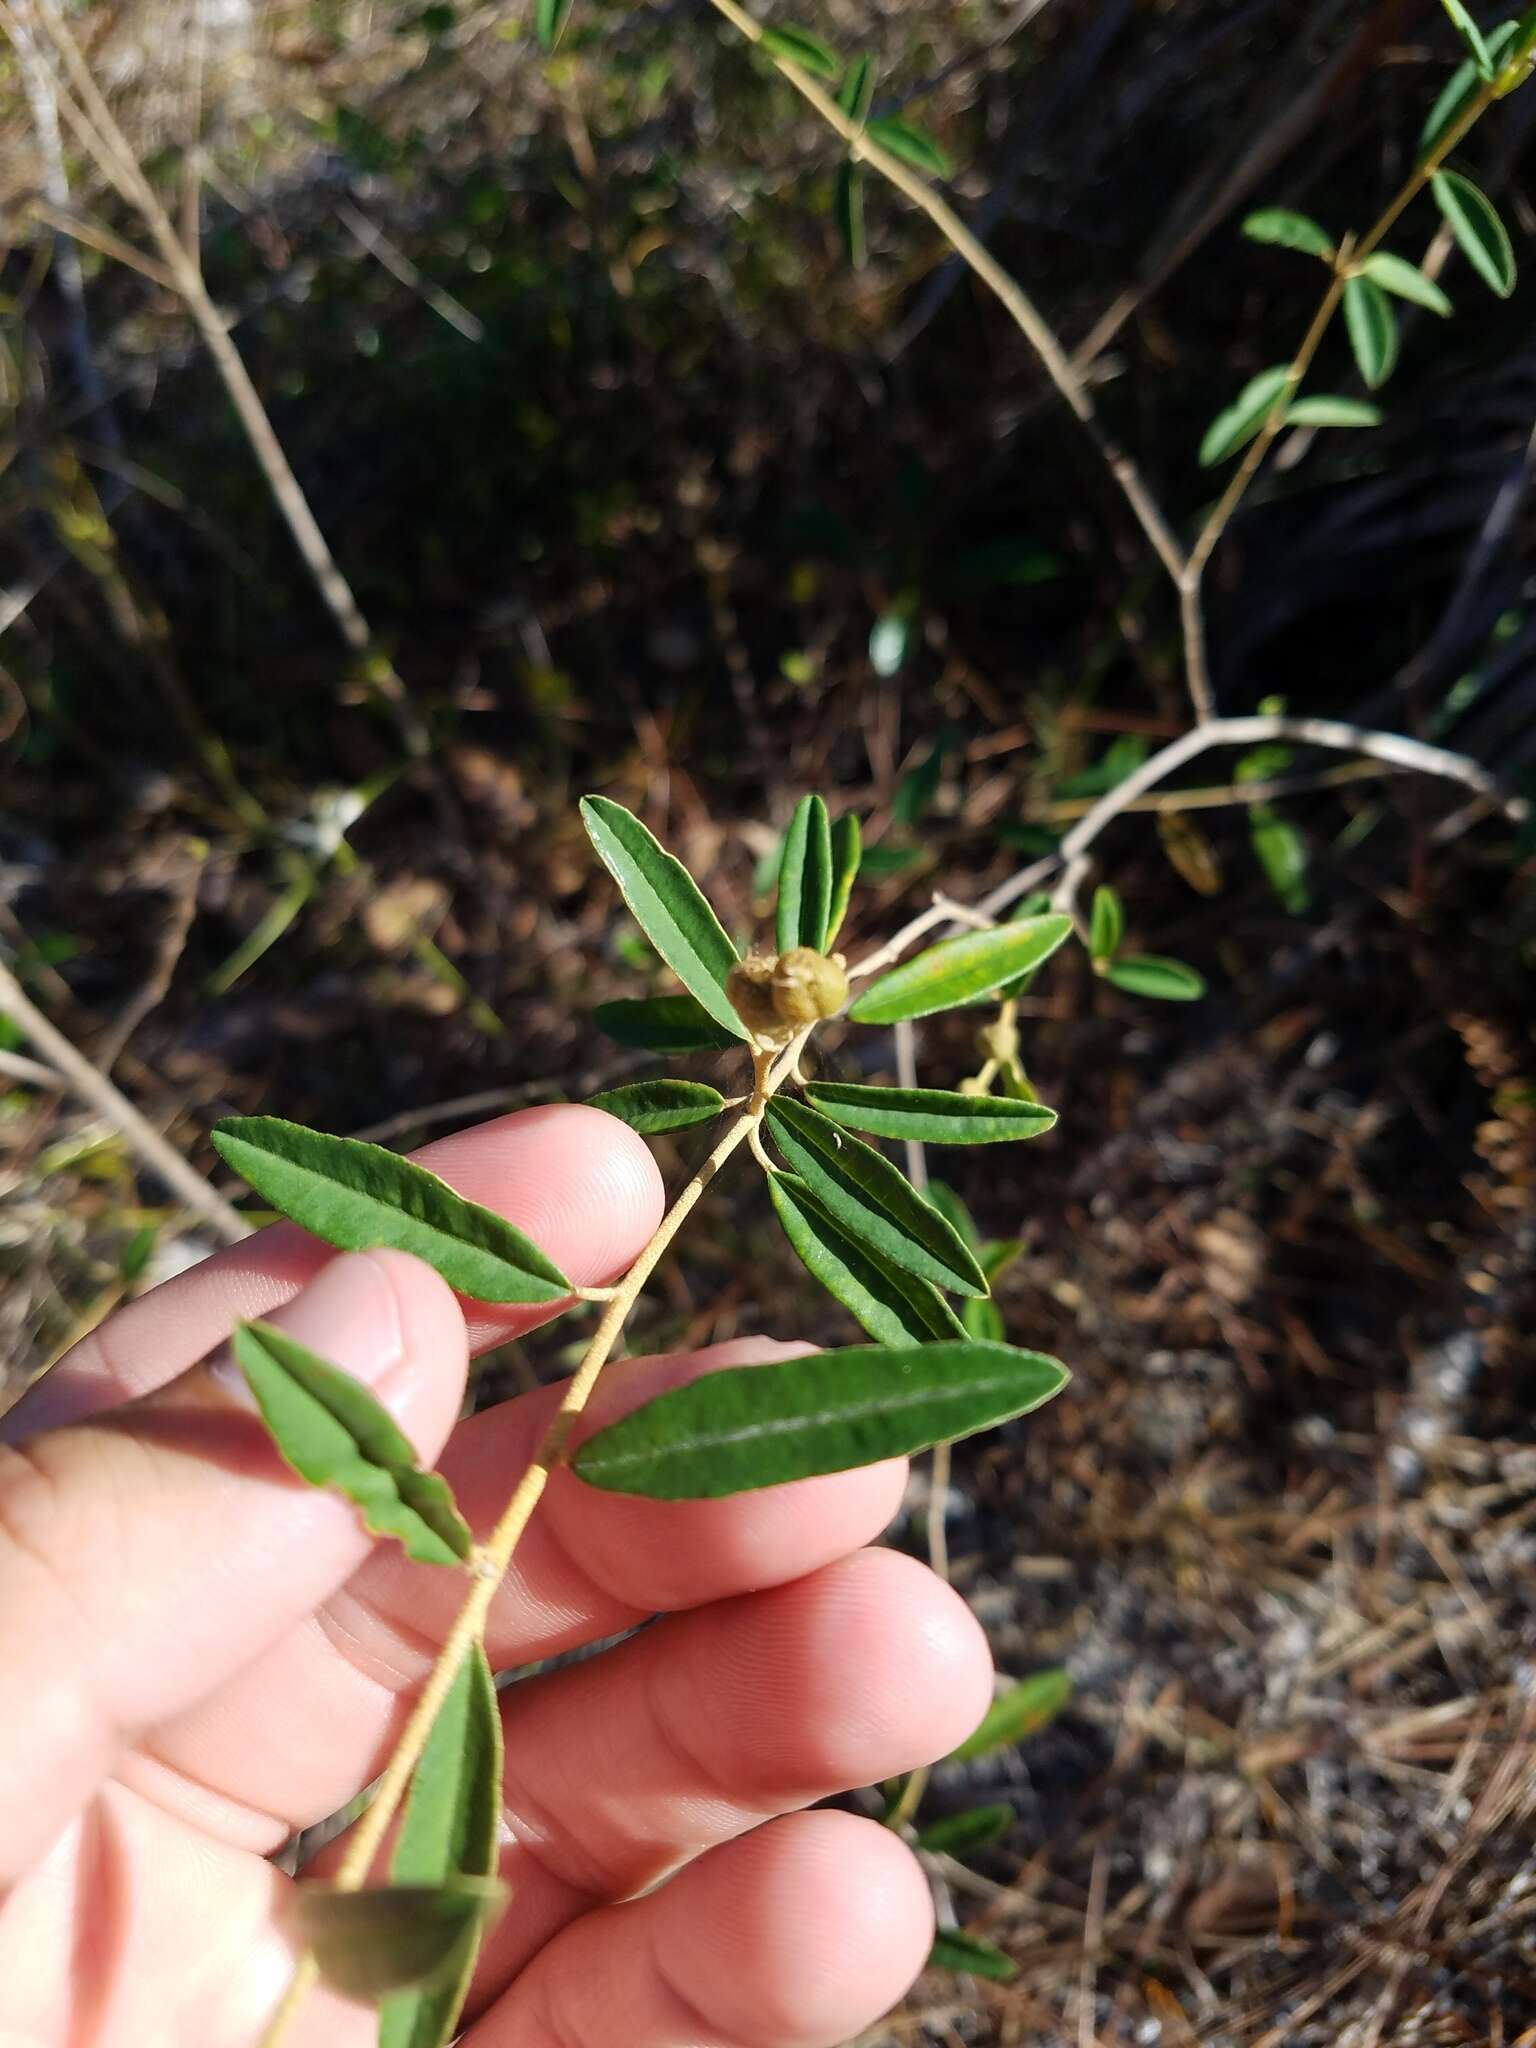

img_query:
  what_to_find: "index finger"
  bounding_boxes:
[5,1105,665,1436]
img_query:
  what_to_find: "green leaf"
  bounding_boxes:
[849,917,1073,1025]
[1088,884,1123,964]
[1441,0,1494,74]
[591,995,740,1053]
[580,797,745,1037]
[1432,168,1516,295]
[894,741,944,826]
[1250,804,1310,914]
[961,1297,1005,1342]
[769,1173,966,1346]
[1284,395,1383,429]
[1359,250,1453,314]
[776,794,834,953]
[760,23,841,78]
[826,814,861,943]
[294,1880,505,2003]
[766,1097,988,1296]
[980,1238,1024,1286]
[948,1669,1073,1760]
[1342,274,1399,388]
[585,1080,726,1134]
[837,51,875,122]
[866,115,951,177]
[231,1320,472,1566]
[835,161,866,270]
[927,1928,1018,1982]
[1241,208,1334,256]
[858,841,924,878]
[573,1338,1069,1498]
[915,1803,1014,1856]
[212,1117,571,1305]
[1102,954,1206,1002]
[923,1179,979,1249]
[1198,366,1291,467]
[1421,23,1519,152]
[380,1646,504,2048]
[534,0,574,51]
[804,1081,1056,1146]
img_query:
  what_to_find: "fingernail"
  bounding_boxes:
[209,1252,407,1408]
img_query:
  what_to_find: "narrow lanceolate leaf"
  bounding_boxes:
[580,797,744,1036]
[212,1117,571,1304]
[849,917,1073,1025]
[1441,0,1494,74]
[835,161,867,270]
[535,0,575,52]
[769,1173,966,1347]
[1342,274,1398,388]
[592,995,740,1053]
[573,1339,1069,1499]
[760,23,841,79]
[1088,884,1124,964]
[915,1804,1014,1856]
[826,814,861,944]
[1250,804,1310,914]
[1421,24,1519,153]
[231,1321,471,1566]
[948,1669,1073,1760]
[837,50,875,122]
[804,1081,1056,1146]
[585,1080,726,1135]
[866,115,951,177]
[1198,366,1291,466]
[294,1880,506,2004]
[1359,250,1453,315]
[1432,169,1516,295]
[380,1647,504,2048]
[1102,954,1206,1002]
[1284,395,1383,429]
[1241,208,1333,256]
[765,1098,988,1296]
[776,794,834,952]
[927,1929,1018,1982]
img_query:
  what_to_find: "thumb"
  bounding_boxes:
[0,1249,467,1883]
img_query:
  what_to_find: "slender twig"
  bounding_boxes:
[0,960,249,1242]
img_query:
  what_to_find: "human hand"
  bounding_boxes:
[0,1106,992,2047]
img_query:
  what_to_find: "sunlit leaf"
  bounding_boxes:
[866,115,951,177]
[231,1320,471,1566]
[592,995,740,1053]
[915,1804,1014,1855]
[768,1173,966,1346]
[585,1080,726,1134]
[573,1339,1069,1498]
[835,161,866,269]
[1198,366,1290,467]
[380,1646,504,2048]
[849,917,1072,1025]
[760,23,840,78]
[212,1118,571,1304]
[837,50,875,121]
[776,794,834,953]
[927,1928,1018,1981]
[1088,884,1123,964]
[1241,208,1333,256]
[804,1080,1056,1145]
[826,814,861,943]
[1101,954,1206,1002]
[580,797,745,1036]
[1359,250,1453,314]
[1283,395,1383,429]
[534,0,574,51]
[1432,168,1516,295]
[1342,274,1398,388]
[1249,804,1310,914]
[294,1880,505,2003]
[948,1669,1073,1760]
[766,1098,988,1295]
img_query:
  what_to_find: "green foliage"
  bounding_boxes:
[776,794,835,952]
[579,798,745,1037]
[837,52,876,122]
[848,917,1072,1024]
[1441,0,1495,75]
[1284,395,1383,430]
[893,740,945,826]
[1342,274,1399,388]
[1432,169,1516,294]
[231,1321,472,1564]
[1359,251,1453,315]
[212,1118,572,1304]
[1199,367,1291,466]
[1250,806,1311,914]
[768,1173,966,1346]
[803,1080,1056,1145]
[927,1927,1019,1981]
[948,1669,1073,1759]
[1088,884,1124,964]
[1421,23,1519,152]
[592,995,740,1052]
[293,1880,505,2003]
[914,1803,1014,1855]
[835,162,866,270]
[380,1647,504,2048]
[759,24,841,79]
[1242,208,1333,256]
[1102,954,1206,1001]
[585,1080,726,1134]
[534,0,575,53]
[826,814,862,942]
[866,115,951,177]
[573,1339,1068,1498]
